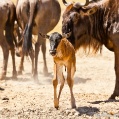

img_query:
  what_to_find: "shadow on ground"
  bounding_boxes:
[75,106,99,116]
[89,99,119,104]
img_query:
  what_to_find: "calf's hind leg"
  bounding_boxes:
[57,65,65,101]
[67,64,76,108]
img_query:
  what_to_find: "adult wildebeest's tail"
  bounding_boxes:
[23,1,37,55]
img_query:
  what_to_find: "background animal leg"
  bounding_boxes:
[18,56,24,75]
[53,64,59,109]
[29,49,34,75]
[33,42,39,80]
[110,42,119,99]
[41,39,48,76]
[5,19,17,78]
[10,48,17,78]
[67,65,76,108]
[0,34,9,79]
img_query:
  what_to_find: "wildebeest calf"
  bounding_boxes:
[40,32,76,108]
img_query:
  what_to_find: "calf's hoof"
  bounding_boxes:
[54,99,59,109]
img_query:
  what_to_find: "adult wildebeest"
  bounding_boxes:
[62,0,119,99]
[16,0,61,79]
[14,23,34,75]
[40,32,76,108]
[0,0,17,79]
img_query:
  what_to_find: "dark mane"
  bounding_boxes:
[62,0,119,100]
[73,6,104,53]
[65,0,119,54]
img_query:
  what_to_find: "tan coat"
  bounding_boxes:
[52,38,76,109]
[53,38,76,69]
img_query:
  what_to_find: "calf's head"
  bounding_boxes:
[39,32,62,56]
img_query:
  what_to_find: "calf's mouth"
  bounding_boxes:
[49,49,56,56]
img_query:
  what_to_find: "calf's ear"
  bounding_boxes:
[39,32,50,39]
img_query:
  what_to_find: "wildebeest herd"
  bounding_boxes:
[0,0,119,108]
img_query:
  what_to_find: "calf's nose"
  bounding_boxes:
[49,50,56,56]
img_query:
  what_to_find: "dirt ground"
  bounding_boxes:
[0,42,119,119]
[1,0,119,118]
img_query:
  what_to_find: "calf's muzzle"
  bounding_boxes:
[49,49,56,56]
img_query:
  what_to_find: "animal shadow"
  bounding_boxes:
[74,77,91,84]
[39,71,53,77]
[89,99,119,104]
[76,106,99,116]
[5,76,34,84]
[0,87,5,91]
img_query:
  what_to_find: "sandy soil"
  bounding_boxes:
[0,0,118,119]
[0,42,119,119]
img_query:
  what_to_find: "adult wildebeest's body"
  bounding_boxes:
[16,0,61,79]
[0,0,17,79]
[62,0,119,99]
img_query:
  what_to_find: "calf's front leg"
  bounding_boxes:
[53,63,59,109]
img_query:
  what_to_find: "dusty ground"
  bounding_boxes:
[0,0,119,118]
[0,43,119,119]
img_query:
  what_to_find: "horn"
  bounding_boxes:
[62,0,69,6]
[39,32,50,39]
[85,0,90,6]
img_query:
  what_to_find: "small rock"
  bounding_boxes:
[65,109,70,115]
[74,112,80,116]
[2,97,9,100]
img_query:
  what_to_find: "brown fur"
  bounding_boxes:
[0,0,17,79]
[52,38,76,108]
[16,0,61,79]
[62,0,119,99]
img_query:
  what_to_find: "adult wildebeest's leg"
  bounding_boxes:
[0,30,9,79]
[18,55,24,74]
[10,46,17,78]
[33,41,39,79]
[53,63,59,108]
[41,39,48,76]
[33,36,48,79]
[109,36,119,99]
[17,53,34,75]
[5,23,17,78]
[57,65,65,101]
[29,48,34,74]
[67,63,76,108]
